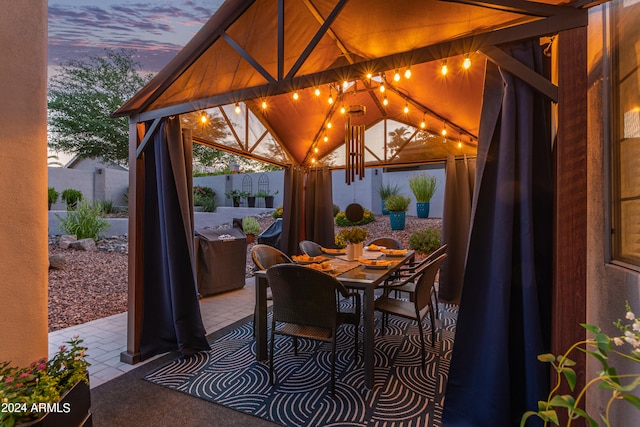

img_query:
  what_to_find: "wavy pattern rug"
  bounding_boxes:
[145,304,458,427]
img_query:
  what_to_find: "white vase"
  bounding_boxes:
[346,242,363,261]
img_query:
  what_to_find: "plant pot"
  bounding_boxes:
[381,199,389,215]
[264,196,274,209]
[48,202,52,210]
[416,202,430,218]
[389,211,406,230]
[346,242,363,261]
[19,380,92,427]
[246,234,255,244]
[247,196,256,208]
[232,199,240,207]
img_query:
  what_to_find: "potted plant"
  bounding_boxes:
[225,189,249,207]
[193,186,216,212]
[257,190,279,209]
[60,189,83,211]
[335,227,370,261]
[0,336,91,427]
[378,182,401,215]
[521,302,640,426]
[246,193,256,208]
[384,194,411,230]
[408,173,438,218]
[242,216,261,243]
[48,187,59,210]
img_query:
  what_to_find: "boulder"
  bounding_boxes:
[69,238,96,251]
[49,254,66,269]
[59,234,77,249]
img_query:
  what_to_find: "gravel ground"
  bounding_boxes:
[47,213,441,332]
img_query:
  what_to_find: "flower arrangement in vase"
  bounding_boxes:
[335,227,369,260]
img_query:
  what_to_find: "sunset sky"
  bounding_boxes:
[48,0,224,72]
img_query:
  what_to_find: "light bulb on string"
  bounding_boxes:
[327,122,332,129]
[343,80,349,89]
[441,122,447,136]
[383,95,389,106]
[366,72,373,80]
[420,115,426,129]
[441,59,448,76]
[394,70,400,82]
[200,112,208,124]
[324,135,329,142]
[463,55,471,70]
[379,83,385,93]
[403,102,409,114]
[311,158,316,164]
[261,100,267,110]
[292,91,299,101]
[314,147,319,153]
[234,103,241,114]
[328,94,334,105]
[340,105,346,114]
[404,67,411,79]
[314,87,320,97]
[458,141,463,149]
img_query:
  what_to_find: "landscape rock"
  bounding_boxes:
[69,238,96,251]
[49,254,66,269]
[59,234,77,249]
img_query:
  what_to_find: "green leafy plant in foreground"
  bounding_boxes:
[48,187,59,204]
[56,200,111,240]
[193,186,217,212]
[242,216,261,235]
[521,302,640,426]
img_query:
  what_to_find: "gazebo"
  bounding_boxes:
[112,0,594,424]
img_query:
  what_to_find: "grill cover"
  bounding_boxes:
[195,228,247,296]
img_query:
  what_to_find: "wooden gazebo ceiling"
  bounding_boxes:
[114,0,589,167]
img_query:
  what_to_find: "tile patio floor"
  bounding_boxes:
[48,278,262,388]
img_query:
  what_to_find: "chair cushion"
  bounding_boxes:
[275,322,333,341]
[375,296,429,320]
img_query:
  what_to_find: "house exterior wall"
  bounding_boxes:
[48,166,129,208]
[0,2,48,366]
[586,4,640,424]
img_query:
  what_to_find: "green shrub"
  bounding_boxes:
[56,200,111,240]
[335,209,375,226]
[272,206,283,218]
[48,187,59,204]
[409,228,441,254]
[378,182,401,200]
[384,194,411,212]
[61,189,83,210]
[95,199,115,214]
[242,216,261,235]
[333,204,340,217]
[194,186,217,212]
[408,173,438,202]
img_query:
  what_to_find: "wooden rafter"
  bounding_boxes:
[217,106,245,150]
[221,33,276,83]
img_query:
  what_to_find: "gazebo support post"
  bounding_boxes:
[121,121,146,364]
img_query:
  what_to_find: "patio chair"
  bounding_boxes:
[366,237,403,249]
[299,240,324,257]
[251,244,293,270]
[266,264,361,397]
[385,244,448,318]
[375,253,447,370]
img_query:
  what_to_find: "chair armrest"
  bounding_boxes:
[380,269,422,289]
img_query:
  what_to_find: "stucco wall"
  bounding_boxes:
[0,3,48,365]
[48,166,129,208]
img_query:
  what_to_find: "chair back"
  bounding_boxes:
[266,264,344,329]
[299,240,324,257]
[414,253,447,310]
[426,243,448,262]
[367,237,403,249]
[251,244,292,270]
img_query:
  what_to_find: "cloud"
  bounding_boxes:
[48,0,222,72]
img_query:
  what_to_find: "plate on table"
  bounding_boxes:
[380,248,408,257]
[321,247,347,255]
[305,261,335,273]
[358,258,393,269]
[292,254,326,264]
[364,244,386,251]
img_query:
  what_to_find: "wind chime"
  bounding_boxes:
[345,105,366,185]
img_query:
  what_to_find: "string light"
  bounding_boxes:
[379,83,385,93]
[383,95,389,106]
[441,122,447,136]
[366,72,373,80]
[327,122,332,129]
[292,91,299,101]
[343,80,349,89]
[314,147,319,153]
[394,69,401,82]
[340,105,346,114]
[458,141,463,148]
[403,102,409,114]
[404,67,412,79]
[324,135,329,142]
[463,54,471,70]
[261,100,267,110]
[328,93,334,104]
[311,158,316,163]
[314,87,321,97]
[234,103,241,114]
[200,112,208,124]
[441,59,448,76]
[420,115,426,129]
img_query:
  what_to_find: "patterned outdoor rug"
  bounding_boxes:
[145,304,458,427]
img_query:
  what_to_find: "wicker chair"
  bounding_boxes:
[375,253,447,370]
[366,237,403,249]
[266,264,361,397]
[251,244,293,270]
[299,240,324,257]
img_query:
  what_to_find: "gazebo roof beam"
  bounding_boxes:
[440,0,580,17]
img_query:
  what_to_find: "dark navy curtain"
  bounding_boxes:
[442,40,553,426]
[140,117,209,359]
[280,166,305,255]
[304,168,334,249]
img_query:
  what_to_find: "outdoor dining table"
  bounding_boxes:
[253,249,415,389]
